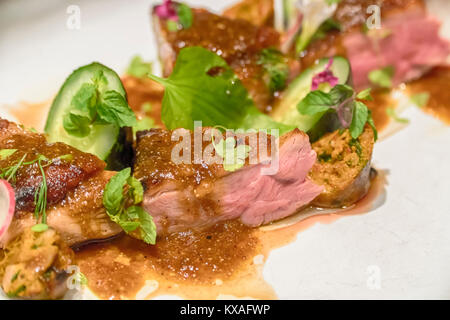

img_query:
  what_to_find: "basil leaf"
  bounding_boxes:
[349,101,369,139]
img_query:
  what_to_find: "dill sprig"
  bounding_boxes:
[0,151,72,232]
[1,153,27,183]
[33,156,48,226]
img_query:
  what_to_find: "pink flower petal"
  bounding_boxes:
[311,57,339,91]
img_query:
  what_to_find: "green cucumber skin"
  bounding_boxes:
[271,56,351,132]
[45,62,130,167]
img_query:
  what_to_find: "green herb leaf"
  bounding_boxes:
[126,56,153,79]
[97,91,137,127]
[103,168,157,245]
[311,18,342,41]
[63,112,92,138]
[297,90,334,115]
[258,48,289,93]
[349,101,369,139]
[166,20,179,32]
[367,111,378,141]
[0,149,17,160]
[177,3,193,29]
[31,224,49,233]
[148,47,293,134]
[128,176,144,204]
[63,73,136,137]
[410,92,430,108]
[356,88,373,101]
[368,66,394,88]
[132,117,155,138]
[386,107,409,124]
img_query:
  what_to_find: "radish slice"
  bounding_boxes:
[0,179,15,240]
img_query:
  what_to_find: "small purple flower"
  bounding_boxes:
[154,0,178,21]
[311,57,339,91]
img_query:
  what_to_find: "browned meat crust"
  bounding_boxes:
[223,0,274,27]
[134,128,322,235]
[0,119,105,212]
[153,8,282,112]
[0,118,122,247]
[122,76,165,128]
[309,125,375,207]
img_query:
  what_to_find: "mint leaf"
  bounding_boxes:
[133,206,157,245]
[349,101,369,139]
[368,66,394,88]
[298,90,334,115]
[103,168,130,216]
[127,56,153,79]
[71,83,97,118]
[149,47,293,134]
[103,168,157,245]
[128,176,144,204]
[97,90,137,127]
[63,112,91,137]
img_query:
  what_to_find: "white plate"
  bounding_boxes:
[1,0,449,299]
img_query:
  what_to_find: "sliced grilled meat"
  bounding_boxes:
[300,0,449,89]
[134,128,322,235]
[0,118,122,247]
[152,7,299,112]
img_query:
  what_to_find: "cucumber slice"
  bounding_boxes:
[271,56,351,132]
[45,62,128,164]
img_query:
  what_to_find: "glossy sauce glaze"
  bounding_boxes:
[75,171,386,300]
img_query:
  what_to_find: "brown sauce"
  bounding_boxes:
[406,67,450,125]
[75,171,386,300]
[364,89,394,131]
[8,100,52,132]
